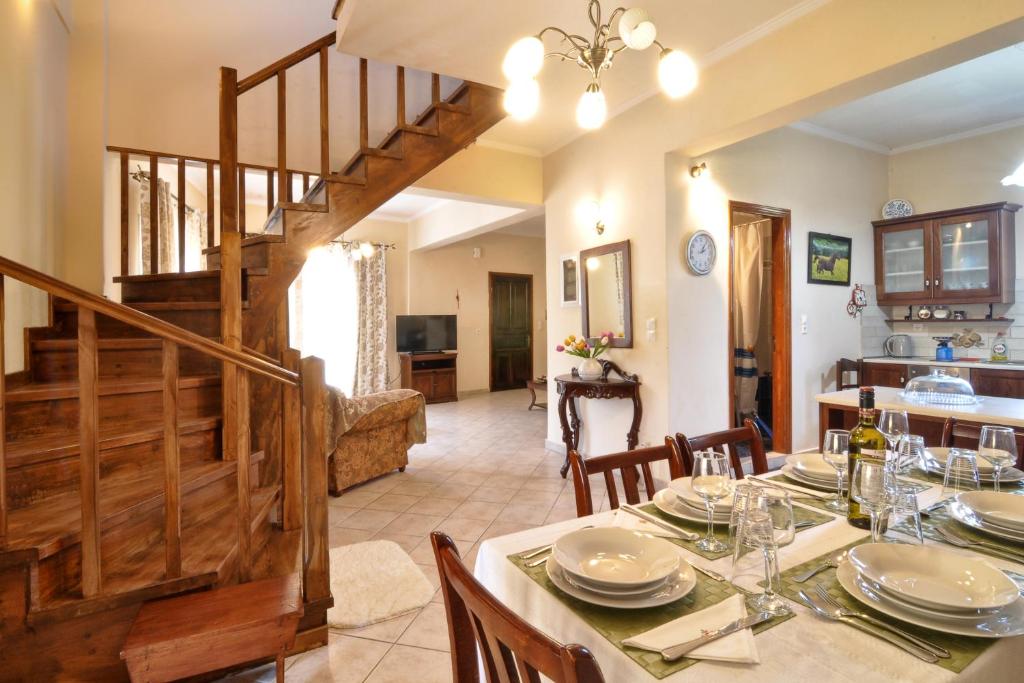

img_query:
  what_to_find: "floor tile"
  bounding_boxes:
[451,500,503,523]
[411,497,462,516]
[336,610,418,644]
[335,509,402,533]
[379,512,445,536]
[434,516,490,543]
[284,633,391,683]
[330,490,382,508]
[364,493,422,513]
[499,502,552,525]
[396,602,451,651]
[329,527,374,548]
[468,486,518,503]
[364,644,453,683]
[369,530,425,552]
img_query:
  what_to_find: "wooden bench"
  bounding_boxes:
[121,573,303,682]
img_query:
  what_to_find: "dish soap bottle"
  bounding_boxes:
[847,387,886,531]
[991,332,1008,362]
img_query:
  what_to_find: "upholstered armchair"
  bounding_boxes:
[326,388,427,495]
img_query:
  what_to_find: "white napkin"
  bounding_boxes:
[621,594,760,664]
[611,509,681,539]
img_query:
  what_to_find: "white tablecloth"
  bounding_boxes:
[474,476,1024,682]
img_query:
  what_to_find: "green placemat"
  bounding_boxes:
[774,540,1002,674]
[891,502,1024,564]
[637,501,836,560]
[760,472,840,513]
[508,553,793,679]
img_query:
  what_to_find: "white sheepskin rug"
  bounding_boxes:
[327,540,435,629]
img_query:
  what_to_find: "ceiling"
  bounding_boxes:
[369,193,451,222]
[337,0,820,154]
[798,44,1024,153]
[494,214,545,239]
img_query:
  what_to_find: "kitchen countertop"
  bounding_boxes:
[862,356,1024,371]
[816,386,1024,427]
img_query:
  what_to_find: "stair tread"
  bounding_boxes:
[4,374,220,403]
[113,268,269,283]
[6,451,266,559]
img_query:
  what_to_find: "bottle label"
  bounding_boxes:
[858,408,875,421]
[859,448,885,460]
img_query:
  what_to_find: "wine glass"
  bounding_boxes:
[877,409,909,467]
[821,429,850,512]
[978,426,1018,492]
[692,450,733,553]
[738,488,795,616]
[942,448,981,497]
[851,459,893,543]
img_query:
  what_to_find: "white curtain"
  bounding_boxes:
[354,250,389,396]
[289,244,359,395]
[733,223,764,422]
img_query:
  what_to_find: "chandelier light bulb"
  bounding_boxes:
[619,8,657,50]
[576,83,607,130]
[503,78,540,121]
[658,49,698,99]
[359,242,376,258]
[502,36,545,80]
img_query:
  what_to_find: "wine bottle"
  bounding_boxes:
[847,387,887,530]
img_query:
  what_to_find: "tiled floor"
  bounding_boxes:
[223,389,605,682]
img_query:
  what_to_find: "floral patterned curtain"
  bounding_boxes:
[354,250,389,396]
[131,174,207,274]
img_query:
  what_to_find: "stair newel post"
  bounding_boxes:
[149,155,159,275]
[0,274,6,547]
[236,368,252,582]
[277,68,288,210]
[359,57,368,150]
[119,152,129,277]
[177,158,186,273]
[282,350,302,531]
[319,46,329,178]
[77,307,102,597]
[300,357,330,606]
[162,340,182,578]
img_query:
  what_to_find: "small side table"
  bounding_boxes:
[526,379,547,410]
[554,361,642,478]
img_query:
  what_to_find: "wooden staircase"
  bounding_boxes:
[0,23,505,683]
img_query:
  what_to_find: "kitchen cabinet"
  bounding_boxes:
[971,368,1024,400]
[873,202,1019,305]
[861,362,908,388]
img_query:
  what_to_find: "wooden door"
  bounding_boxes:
[489,273,533,391]
[931,211,1001,302]
[874,221,934,304]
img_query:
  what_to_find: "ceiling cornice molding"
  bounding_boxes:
[890,116,1024,155]
[787,121,891,154]
[541,0,834,157]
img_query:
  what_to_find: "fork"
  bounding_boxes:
[813,584,950,658]
[797,590,939,662]
[935,525,1024,563]
[793,551,846,583]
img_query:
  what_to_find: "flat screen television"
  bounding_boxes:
[396,315,457,354]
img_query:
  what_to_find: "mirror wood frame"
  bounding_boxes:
[579,239,633,348]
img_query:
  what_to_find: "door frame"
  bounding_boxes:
[727,201,792,454]
[488,271,534,392]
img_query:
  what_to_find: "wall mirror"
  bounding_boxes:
[580,240,633,348]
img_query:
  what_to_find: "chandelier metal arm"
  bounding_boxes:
[538,26,591,53]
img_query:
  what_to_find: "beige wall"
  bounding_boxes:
[0,0,70,372]
[409,233,547,394]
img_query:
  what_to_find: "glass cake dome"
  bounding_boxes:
[901,368,978,406]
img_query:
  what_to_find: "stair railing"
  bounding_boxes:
[0,256,324,601]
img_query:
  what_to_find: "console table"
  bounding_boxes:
[554,361,642,477]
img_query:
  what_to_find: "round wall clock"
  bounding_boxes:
[685,230,716,276]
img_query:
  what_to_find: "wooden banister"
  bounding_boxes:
[177,159,186,273]
[236,32,336,95]
[0,256,298,386]
[282,350,302,532]
[0,274,6,547]
[319,46,329,177]
[78,307,102,597]
[301,357,330,606]
[149,155,159,275]
[396,65,406,127]
[236,370,252,582]
[206,163,215,249]
[359,58,368,149]
[277,69,287,210]
[163,341,182,579]
[119,152,129,277]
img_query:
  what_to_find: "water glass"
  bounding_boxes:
[692,450,732,553]
[728,482,760,581]
[896,434,926,475]
[851,459,892,543]
[821,429,850,513]
[978,426,1018,492]
[877,409,909,464]
[737,488,795,616]
[942,448,981,496]
[888,484,924,543]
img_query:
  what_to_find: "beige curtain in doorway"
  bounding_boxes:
[733,223,764,422]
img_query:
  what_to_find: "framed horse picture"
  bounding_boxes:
[807,232,851,286]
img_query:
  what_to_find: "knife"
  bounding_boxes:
[621,505,700,541]
[660,611,774,661]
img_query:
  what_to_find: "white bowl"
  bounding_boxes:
[552,527,680,589]
[669,476,735,511]
[957,491,1024,532]
[848,543,1019,612]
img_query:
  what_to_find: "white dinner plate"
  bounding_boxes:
[653,488,730,526]
[957,491,1024,531]
[947,500,1024,543]
[780,464,839,492]
[836,561,1024,638]
[848,543,1019,612]
[545,555,696,609]
[787,453,838,481]
[854,571,998,620]
[917,452,1024,484]
[669,477,736,511]
[562,572,670,597]
[552,527,680,589]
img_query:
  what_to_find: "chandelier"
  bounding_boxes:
[501,1,699,130]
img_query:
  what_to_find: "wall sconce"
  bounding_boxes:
[689,162,708,178]
[583,200,606,235]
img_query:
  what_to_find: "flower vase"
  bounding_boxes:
[577,357,603,380]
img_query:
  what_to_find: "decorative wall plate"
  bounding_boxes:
[684,230,716,276]
[882,198,914,219]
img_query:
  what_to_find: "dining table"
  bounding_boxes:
[474,472,1024,682]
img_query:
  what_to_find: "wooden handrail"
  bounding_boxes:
[106,145,317,178]
[237,32,336,95]
[0,256,298,386]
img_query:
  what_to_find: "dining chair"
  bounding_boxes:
[675,418,769,479]
[567,437,685,518]
[431,532,606,683]
[835,357,862,390]
[941,417,1024,468]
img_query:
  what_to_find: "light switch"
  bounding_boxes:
[472,247,482,258]
[800,314,808,335]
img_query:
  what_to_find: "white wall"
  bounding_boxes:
[667,127,889,453]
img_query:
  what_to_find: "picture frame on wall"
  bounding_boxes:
[560,254,579,306]
[807,232,852,286]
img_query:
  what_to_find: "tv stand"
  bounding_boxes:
[400,352,457,404]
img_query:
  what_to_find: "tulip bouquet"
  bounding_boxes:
[555,332,614,359]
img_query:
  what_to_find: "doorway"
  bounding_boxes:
[728,201,792,454]
[489,272,534,391]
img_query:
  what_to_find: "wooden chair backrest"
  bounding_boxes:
[567,438,685,518]
[836,358,862,391]
[941,417,1024,468]
[431,532,605,683]
[675,419,768,479]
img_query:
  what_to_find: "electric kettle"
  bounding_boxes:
[883,334,913,358]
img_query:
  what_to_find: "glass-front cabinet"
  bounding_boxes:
[873,202,1019,305]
